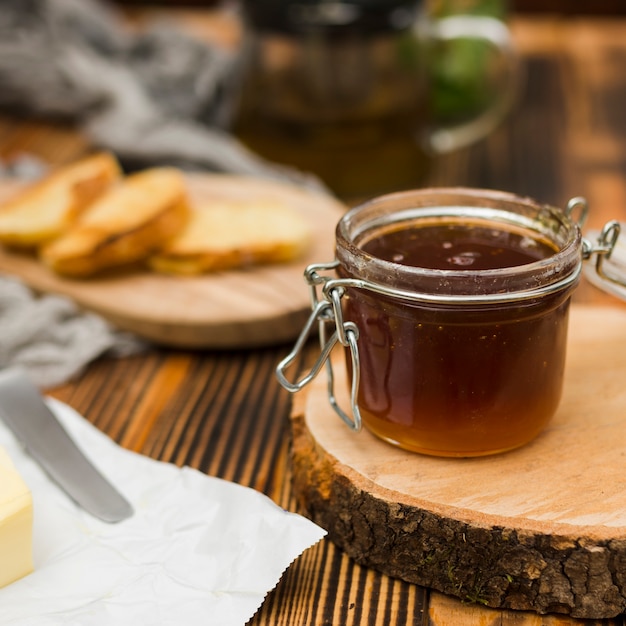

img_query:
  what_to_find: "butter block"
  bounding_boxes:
[0,446,34,588]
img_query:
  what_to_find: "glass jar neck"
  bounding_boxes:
[335,188,582,301]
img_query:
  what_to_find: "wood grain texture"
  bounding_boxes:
[290,305,626,618]
[0,173,345,348]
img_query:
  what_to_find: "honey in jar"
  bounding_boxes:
[333,189,583,457]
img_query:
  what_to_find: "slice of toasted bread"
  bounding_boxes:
[148,198,312,275]
[0,152,121,247]
[40,167,190,277]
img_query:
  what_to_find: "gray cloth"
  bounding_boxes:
[0,275,146,388]
[0,0,331,386]
[0,0,327,192]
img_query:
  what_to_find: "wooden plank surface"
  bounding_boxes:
[2,11,626,626]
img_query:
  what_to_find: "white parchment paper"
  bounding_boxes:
[0,398,326,625]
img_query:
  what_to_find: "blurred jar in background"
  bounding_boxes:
[230,0,516,202]
[428,0,512,128]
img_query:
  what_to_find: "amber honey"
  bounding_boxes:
[342,221,567,456]
[362,222,556,270]
[333,190,583,457]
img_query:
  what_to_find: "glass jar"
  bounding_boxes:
[277,188,622,457]
[230,1,519,201]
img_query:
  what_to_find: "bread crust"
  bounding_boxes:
[40,168,190,277]
[0,152,121,247]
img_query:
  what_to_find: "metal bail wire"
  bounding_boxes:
[594,221,621,281]
[583,220,623,286]
[275,261,363,432]
[275,299,337,393]
[566,196,626,291]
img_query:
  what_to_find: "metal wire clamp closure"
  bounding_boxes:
[568,196,622,286]
[275,261,362,431]
[583,220,622,280]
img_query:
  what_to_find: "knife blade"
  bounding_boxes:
[0,368,133,523]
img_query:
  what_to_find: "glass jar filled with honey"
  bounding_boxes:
[277,188,622,457]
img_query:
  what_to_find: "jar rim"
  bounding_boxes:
[335,187,583,299]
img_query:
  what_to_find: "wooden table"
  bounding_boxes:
[2,10,626,626]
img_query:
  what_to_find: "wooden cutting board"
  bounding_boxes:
[0,174,346,348]
[290,304,626,619]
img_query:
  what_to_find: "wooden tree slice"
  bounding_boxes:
[289,304,626,619]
